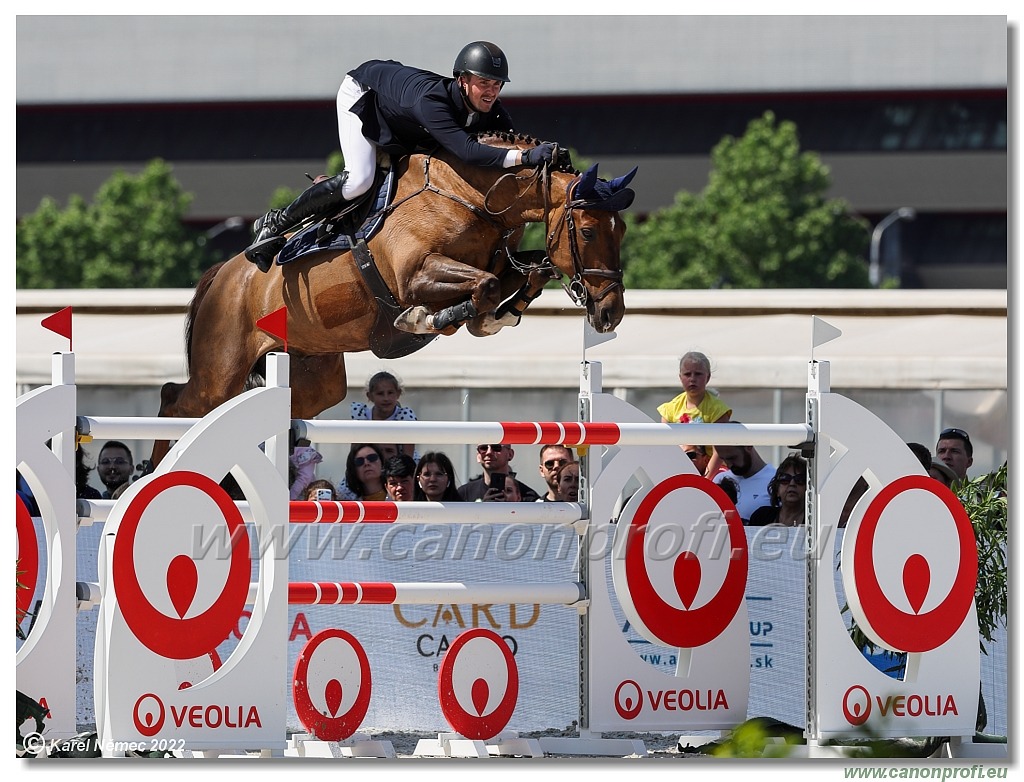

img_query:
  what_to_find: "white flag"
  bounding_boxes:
[583,320,617,351]
[811,316,842,349]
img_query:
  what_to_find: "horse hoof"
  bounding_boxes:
[394,306,436,334]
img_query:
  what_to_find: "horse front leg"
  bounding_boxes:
[394,253,504,335]
[470,251,562,336]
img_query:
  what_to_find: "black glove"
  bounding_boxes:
[521,143,556,167]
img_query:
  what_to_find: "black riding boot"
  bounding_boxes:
[244,172,349,272]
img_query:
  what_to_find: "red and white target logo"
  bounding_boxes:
[293,629,372,741]
[614,474,747,648]
[133,693,166,737]
[16,495,39,626]
[113,471,251,660]
[848,475,977,654]
[438,628,518,740]
[842,685,871,726]
[614,680,644,720]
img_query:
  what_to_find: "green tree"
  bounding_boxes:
[622,111,870,289]
[17,159,209,288]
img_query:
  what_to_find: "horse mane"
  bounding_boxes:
[470,131,579,175]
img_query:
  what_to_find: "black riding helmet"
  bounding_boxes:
[453,41,510,83]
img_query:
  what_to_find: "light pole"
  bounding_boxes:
[869,207,916,288]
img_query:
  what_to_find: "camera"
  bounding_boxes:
[315,488,333,501]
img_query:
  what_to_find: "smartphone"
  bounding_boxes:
[315,488,333,501]
[487,473,506,494]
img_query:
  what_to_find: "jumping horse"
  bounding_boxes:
[151,132,638,467]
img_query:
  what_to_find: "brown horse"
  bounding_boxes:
[152,132,637,466]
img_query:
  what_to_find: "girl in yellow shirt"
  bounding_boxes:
[658,351,732,474]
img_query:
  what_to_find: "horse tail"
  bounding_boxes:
[185,261,225,370]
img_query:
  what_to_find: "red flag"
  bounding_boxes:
[256,306,288,352]
[41,306,73,351]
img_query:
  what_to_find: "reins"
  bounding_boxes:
[377,146,624,308]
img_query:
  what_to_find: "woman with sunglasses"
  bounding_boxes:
[749,453,808,527]
[339,443,387,501]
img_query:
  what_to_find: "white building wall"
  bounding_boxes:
[16,15,1007,104]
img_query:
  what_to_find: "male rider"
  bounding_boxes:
[245,42,556,271]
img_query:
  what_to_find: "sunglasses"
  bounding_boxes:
[776,473,806,485]
[940,427,971,442]
[477,444,505,453]
[543,458,569,470]
[685,451,702,461]
[99,457,131,466]
[354,453,380,467]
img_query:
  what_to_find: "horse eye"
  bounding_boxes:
[580,227,595,241]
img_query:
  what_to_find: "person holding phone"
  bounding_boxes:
[457,443,539,502]
[303,480,337,502]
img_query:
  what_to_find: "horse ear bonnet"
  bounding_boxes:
[574,164,638,212]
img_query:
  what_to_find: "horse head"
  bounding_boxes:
[548,163,638,333]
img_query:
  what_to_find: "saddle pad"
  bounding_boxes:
[277,167,397,265]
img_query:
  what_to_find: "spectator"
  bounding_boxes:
[382,454,418,501]
[76,447,102,500]
[906,442,933,471]
[555,462,581,502]
[303,479,337,501]
[458,443,539,502]
[929,459,958,488]
[339,443,387,501]
[749,454,808,527]
[415,452,462,502]
[658,351,732,475]
[712,430,775,523]
[503,472,523,502]
[351,371,418,459]
[338,443,398,500]
[838,477,869,529]
[717,475,739,507]
[97,441,135,499]
[683,445,725,478]
[935,427,973,482]
[289,437,324,500]
[536,444,575,502]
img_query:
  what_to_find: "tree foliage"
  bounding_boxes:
[622,111,871,289]
[17,159,209,288]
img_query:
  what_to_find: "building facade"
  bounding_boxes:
[16,15,1009,289]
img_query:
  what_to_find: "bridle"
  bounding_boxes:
[398,151,624,309]
[482,154,624,308]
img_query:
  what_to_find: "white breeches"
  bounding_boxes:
[336,75,377,200]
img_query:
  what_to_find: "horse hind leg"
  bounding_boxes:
[146,381,186,471]
[290,354,349,420]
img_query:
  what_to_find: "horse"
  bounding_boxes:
[151,131,638,467]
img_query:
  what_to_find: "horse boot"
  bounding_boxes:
[395,300,478,334]
[244,172,349,272]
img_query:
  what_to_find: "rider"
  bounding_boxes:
[245,41,558,272]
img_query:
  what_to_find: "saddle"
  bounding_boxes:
[276,163,437,360]
[276,165,397,265]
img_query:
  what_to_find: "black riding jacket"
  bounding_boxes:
[348,59,515,166]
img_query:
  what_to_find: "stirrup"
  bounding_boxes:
[244,236,286,273]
